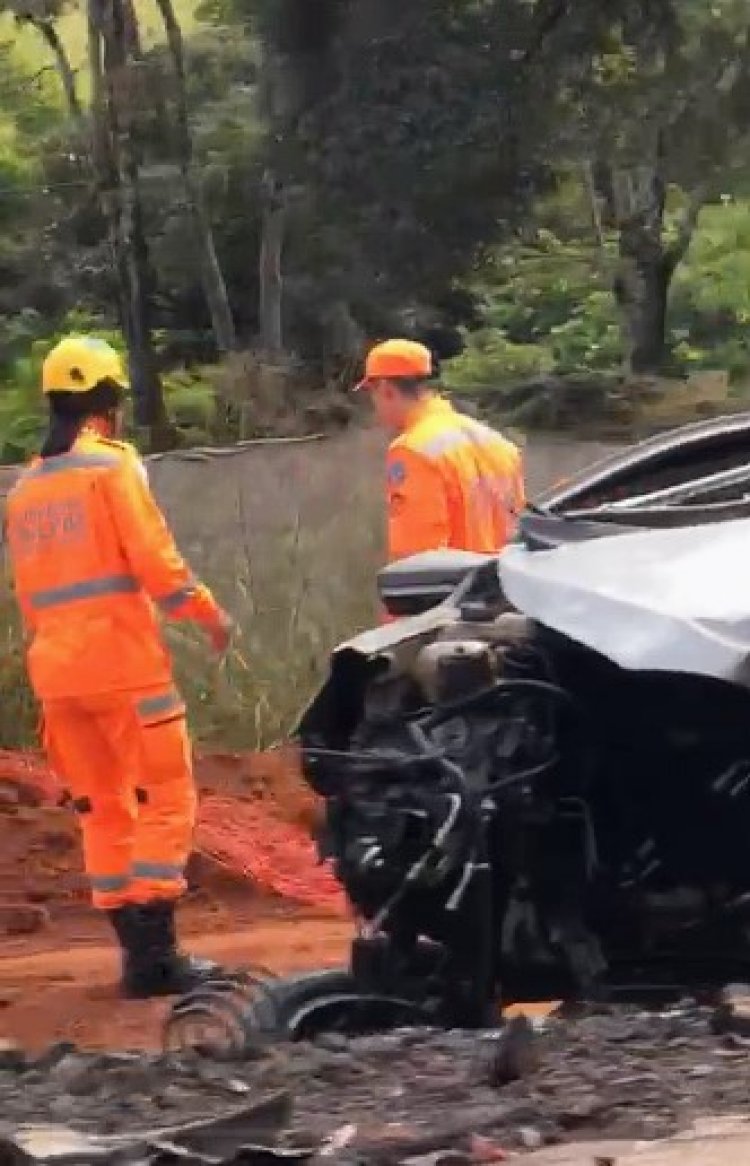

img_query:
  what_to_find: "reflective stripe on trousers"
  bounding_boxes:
[28,574,139,610]
[41,689,194,910]
[90,873,131,893]
[133,861,183,880]
[90,863,184,893]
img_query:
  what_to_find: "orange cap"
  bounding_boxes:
[355,339,433,391]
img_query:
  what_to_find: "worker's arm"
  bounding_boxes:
[386,446,449,561]
[102,451,226,630]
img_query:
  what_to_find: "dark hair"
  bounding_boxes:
[40,379,124,459]
[390,376,433,399]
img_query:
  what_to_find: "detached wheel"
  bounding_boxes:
[248,968,431,1041]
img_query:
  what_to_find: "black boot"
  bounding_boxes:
[108,901,221,999]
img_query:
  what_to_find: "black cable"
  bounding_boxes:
[486,751,560,795]
[421,677,577,730]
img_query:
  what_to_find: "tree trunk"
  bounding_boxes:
[97,0,168,435]
[35,19,82,119]
[153,0,237,354]
[121,0,142,56]
[87,2,118,256]
[613,253,670,375]
[259,168,285,355]
[610,154,670,376]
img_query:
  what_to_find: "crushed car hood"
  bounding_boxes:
[499,516,750,688]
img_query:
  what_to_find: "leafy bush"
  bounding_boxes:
[546,291,622,374]
[444,200,750,407]
[668,201,750,385]
[444,240,622,394]
[165,371,217,439]
[444,332,552,390]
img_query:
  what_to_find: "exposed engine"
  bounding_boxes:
[298,555,750,1026]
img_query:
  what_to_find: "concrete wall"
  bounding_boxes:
[0,431,623,557]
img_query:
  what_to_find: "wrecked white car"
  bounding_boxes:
[166,413,750,1043]
[288,416,750,1034]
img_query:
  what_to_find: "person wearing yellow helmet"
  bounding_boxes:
[6,336,234,998]
[40,336,131,456]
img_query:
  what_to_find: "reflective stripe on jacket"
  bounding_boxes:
[6,432,222,699]
[386,397,525,561]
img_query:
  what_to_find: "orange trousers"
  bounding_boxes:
[41,685,197,910]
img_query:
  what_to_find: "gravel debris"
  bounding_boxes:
[1,1004,749,1162]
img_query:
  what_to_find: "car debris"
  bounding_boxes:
[7,1009,750,1163]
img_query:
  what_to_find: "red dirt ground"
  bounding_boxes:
[0,905,351,1052]
[0,749,551,1050]
[0,746,344,919]
[0,747,351,1050]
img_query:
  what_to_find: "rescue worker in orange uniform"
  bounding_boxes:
[6,337,234,998]
[356,339,525,561]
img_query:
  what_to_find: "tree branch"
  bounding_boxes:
[664,185,709,275]
[582,160,605,249]
[153,0,237,352]
[520,0,570,65]
[30,16,81,118]
[664,23,750,134]
[664,49,750,278]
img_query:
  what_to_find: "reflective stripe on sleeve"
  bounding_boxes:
[156,583,198,613]
[136,689,185,721]
[28,574,139,610]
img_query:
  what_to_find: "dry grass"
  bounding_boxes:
[162,428,386,747]
[0,427,618,751]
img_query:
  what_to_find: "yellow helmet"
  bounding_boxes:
[41,337,128,396]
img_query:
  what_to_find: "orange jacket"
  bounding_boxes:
[386,397,525,561]
[6,430,223,700]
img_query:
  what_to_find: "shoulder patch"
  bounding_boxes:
[388,459,406,486]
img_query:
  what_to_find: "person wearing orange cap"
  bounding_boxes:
[5,336,234,998]
[357,339,525,563]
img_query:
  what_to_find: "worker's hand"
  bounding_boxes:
[207,610,234,656]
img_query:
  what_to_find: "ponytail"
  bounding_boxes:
[40,380,125,459]
[40,414,82,458]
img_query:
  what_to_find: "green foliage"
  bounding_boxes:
[227,0,677,336]
[444,197,750,399]
[669,201,750,383]
[446,334,552,392]
[162,369,216,443]
[0,0,748,442]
